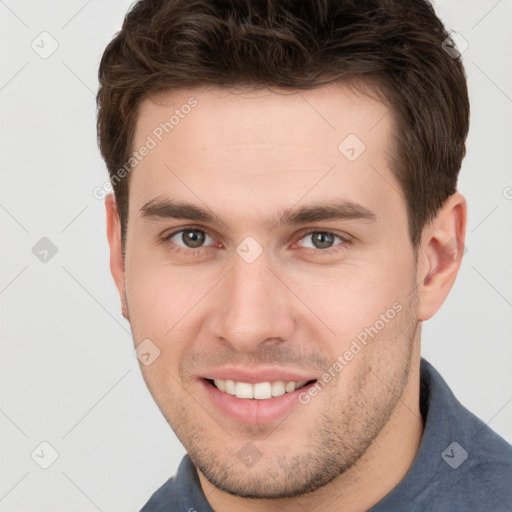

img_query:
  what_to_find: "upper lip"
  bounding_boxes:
[201,367,318,384]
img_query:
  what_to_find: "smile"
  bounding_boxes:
[201,377,318,424]
[210,379,312,400]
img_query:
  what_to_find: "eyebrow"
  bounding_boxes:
[140,196,377,230]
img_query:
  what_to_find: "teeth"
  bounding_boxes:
[224,380,235,395]
[253,382,272,399]
[214,379,226,392]
[285,381,296,393]
[271,381,286,397]
[235,382,253,399]
[212,379,309,399]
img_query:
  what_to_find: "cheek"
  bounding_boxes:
[124,258,193,343]
[301,255,414,348]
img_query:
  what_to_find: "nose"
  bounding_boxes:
[210,249,296,353]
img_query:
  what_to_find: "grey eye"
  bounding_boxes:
[300,232,338,250]
[171,229,210,249]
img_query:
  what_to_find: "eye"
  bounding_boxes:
[296,231,349,255]
[163,228,215,255]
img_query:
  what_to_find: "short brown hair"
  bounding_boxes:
[96,0,469,249]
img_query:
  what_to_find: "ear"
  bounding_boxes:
[417,192,467,321]
[105,194,129,320]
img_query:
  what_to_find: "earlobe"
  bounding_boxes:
[417,192,467,321]
[105,194,129,320]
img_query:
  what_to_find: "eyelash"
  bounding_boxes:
[161,227,351,257]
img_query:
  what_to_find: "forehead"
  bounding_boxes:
[129,84,403,227]
[135,83,391,155]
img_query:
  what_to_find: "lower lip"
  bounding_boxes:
[199,379,316,425]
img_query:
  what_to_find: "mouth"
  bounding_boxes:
[200,377,318,424]
[206,378,316,399]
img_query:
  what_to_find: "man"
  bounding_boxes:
[96,0,512,510]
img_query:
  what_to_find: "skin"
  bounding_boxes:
[106,84,466,512]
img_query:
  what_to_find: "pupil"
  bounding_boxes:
[314,232,333,249]
[184,230,204,248]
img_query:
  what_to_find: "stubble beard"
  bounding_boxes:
[182,297,420,500]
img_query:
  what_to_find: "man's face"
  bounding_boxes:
[122,84,420,498]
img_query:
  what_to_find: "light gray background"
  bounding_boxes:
[1,1,511,510]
